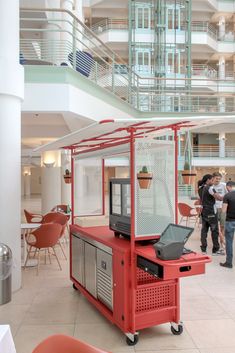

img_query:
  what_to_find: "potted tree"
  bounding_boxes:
[64,169,72,184]
[181,161,197,185]
[137,166,153,189]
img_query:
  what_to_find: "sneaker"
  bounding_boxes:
[220,262,233,269]
[212,249,226,256]
[201,250,207,255]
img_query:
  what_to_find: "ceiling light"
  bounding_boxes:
[43,161,55,168]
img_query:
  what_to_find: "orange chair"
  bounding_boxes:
[194,199,202,227]
[32,334,110,353]
[51,205,70,232]
[24,223,63,275]
[42,212,68,259]
[24,209,43,224]
[178,202,198,227]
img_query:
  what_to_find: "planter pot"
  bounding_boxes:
[137,172,153,189]
[64,175,72,184]
[181,170,197,185]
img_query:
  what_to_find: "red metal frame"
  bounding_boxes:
[67,119,211,342]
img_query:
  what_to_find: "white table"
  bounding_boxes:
[0,325,16,353]
[21,223,41,267]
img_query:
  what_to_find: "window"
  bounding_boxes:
[167,7,181,30]
[136,6,151,29]
[135,50,151,73]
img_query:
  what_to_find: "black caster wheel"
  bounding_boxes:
[171,324,183,335]
[73,283,78,290]
[126,334,139,346]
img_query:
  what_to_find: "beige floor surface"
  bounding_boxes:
[3,196,235,353]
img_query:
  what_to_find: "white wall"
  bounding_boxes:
[31,167,42,194]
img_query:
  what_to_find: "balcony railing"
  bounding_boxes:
[91,19,128,33]
[191,21,217,40]
[20,8,235,114]
[91,18,235,44]
[192,146,235,158]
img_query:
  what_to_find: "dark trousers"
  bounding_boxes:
[201,213,220,253]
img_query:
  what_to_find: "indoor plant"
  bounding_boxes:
[181,161,197,185]
[64,169,72,184]
[137,166,153,189]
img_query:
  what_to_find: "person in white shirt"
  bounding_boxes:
[212,172,227,254]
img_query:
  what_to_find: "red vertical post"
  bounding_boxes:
[173,127,178,224]
[129,127,136,333]
[102,159,105,215]
[71,150,75,225]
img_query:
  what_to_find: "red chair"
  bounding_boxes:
[194,199,202,227]
[32,334,110,353]
[25,223,63,275]
[178,202,198,227]
[51,204,70,232]
[24,209,43,224]
[42,212,68,260]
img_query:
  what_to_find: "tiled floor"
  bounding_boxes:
[3,196,235,353]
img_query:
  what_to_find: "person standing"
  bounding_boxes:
[220,181,235,268]
[198,174,224,255]
[212,172,227,254]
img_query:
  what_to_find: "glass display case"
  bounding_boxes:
[109,178,131,237]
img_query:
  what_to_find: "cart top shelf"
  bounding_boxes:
[34,116,232,155]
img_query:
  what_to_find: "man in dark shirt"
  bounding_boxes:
[220,181,235,268]
[198,174,224,255]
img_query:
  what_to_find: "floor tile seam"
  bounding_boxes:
[212,297,235,319]
[11,302,33,335]
[181,324,206,350]
[17,323,76,328]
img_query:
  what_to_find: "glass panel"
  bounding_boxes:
[135,139,175,237]
[144,52,149,66]
[168,52,173,73]
[137,8,143,28]
[175,52,179,73]
[112,184,121,215]
[175,9,179,29]
[137,51,143,65]
[168,9,173,30]
[144,8,149,29]
[74,158,103,216]
[123,184,131,216]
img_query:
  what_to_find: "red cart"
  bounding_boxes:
[38,119,211,345]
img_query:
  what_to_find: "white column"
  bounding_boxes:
[218,16,225,40]
[218,56,225,80]
[0,0,24,291]
[41,151,62,214]
[24,175,31,197]
[60,0,74,65]
[61,152,71,206]
[219,132,226,158]
[74,0,84,51]
[42,1,61,65]
[74,0,84,23]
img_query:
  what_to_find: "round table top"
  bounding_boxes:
[21,223,41,229]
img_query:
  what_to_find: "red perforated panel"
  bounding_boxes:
[136,283,175,313]
[137,267,160,285]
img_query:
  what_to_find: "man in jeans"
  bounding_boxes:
[198,174,224,255]
[220,181,235,268]
[212,172,227,254]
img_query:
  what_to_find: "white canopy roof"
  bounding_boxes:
[34,115,235,154]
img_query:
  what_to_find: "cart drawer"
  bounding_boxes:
[97,248,112,276]
[97,249,113,310]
